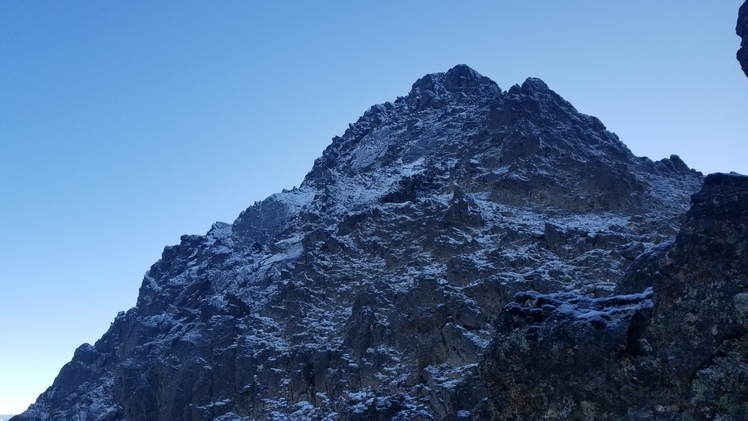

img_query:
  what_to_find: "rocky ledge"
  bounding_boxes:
[481,172,748,420]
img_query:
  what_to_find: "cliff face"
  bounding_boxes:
[14,65,704,420]
[481,173,748,419]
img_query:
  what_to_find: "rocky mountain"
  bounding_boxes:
[13,65,708,420]
[739,1,748,77]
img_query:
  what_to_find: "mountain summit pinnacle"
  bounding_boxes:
[14,66,705,420]
[409,64,501,100]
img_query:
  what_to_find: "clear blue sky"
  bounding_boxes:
[1,1,746,414]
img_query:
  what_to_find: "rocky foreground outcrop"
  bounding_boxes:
[14,65,706,420]
[738,1,748,77]
[482,173,748,420]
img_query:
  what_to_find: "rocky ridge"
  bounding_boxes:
[14,65,704,420]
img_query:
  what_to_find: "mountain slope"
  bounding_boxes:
[14,65,703,420]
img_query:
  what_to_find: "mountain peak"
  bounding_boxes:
[443,64,498,93]
[407,64,500,108]
[300,65,699,215]
[520,76,550,91]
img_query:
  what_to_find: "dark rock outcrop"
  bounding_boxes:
[738,1,748,77]
[13,66,703,420]
[481,173,748,420]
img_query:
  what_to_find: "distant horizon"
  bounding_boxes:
[1,0,746,415]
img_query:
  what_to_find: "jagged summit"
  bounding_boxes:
[14,66,703,420]
[407,64,501,106]
[303,65,695,217]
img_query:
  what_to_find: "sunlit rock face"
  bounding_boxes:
[481,173,748,420]
[738,1,748,77]
[13,65,704,421]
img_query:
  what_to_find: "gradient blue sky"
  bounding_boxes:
[1,1,746,414]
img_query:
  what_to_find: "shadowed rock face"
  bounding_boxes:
[12,66,703,421]
[738,1,748,77]
[481,173,748,420]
